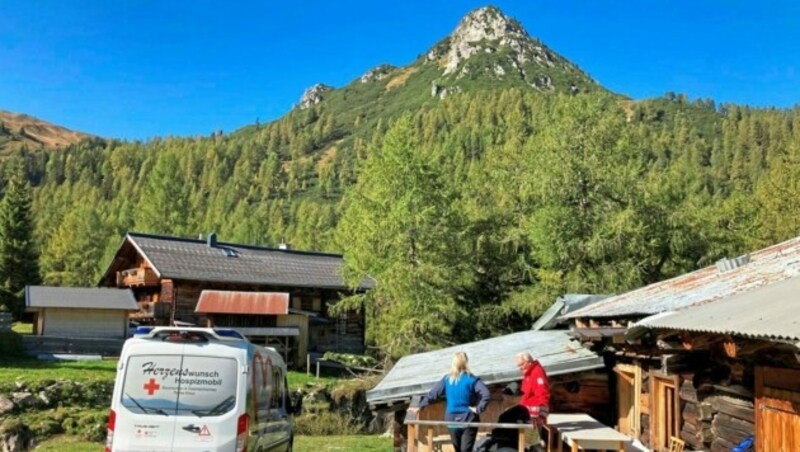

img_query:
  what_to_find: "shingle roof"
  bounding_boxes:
[631,275,800,343]
[366,330,603,406]
[563,235,800,319]
[26,286,138,310]
[122,232,374,290]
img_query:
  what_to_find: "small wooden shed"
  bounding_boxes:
[25,286,138,339]
[367,330,610,451]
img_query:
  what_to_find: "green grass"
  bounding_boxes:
[33,435,391,452]
[287,370,340,390]
[0,359,118,391]
[11,322,32,334]
[295,435,392,451]
[33,436,103,451]
[0,359,337,391]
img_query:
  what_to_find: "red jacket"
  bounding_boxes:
[520,360,550,409]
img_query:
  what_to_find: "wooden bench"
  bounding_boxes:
[544,413,632,452]
[405,419,536,452]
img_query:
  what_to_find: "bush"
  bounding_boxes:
[293,411,363,436]
[0,331,27,359]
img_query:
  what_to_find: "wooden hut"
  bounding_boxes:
[561,235,800,451]
[366,330,611,451]
[25,286,137,338]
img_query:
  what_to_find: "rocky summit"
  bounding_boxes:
[424,6,599,95]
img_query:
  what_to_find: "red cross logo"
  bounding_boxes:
[143,378,161,395]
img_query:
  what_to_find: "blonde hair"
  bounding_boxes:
[448,352,471,384]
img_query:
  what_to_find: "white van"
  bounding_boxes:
[106,327,299,452]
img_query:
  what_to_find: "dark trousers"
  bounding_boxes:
[493,405,545,448]
[449,427,478,452]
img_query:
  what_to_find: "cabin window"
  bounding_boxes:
[650,372,680,450]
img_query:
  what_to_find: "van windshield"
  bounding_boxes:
[121,355,238,417]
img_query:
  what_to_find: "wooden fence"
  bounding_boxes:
[22,335,125,357]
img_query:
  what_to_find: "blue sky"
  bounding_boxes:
[1,1,799,140]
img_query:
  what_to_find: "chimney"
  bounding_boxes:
[207,232,217,247]
[715,254,750,273]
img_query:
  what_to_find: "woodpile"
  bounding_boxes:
[677,375,755,451]
[678,376,755,451]
[679,377,714,450]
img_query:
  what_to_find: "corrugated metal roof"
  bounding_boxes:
[25,286,138,310]
[532,294,610,330]
[366,330,603,406]
[117,232,375,290]
[563,235,800,319]
[195,290,289,315]
[633,276,800,342]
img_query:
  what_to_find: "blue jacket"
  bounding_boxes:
[419,372,490,417]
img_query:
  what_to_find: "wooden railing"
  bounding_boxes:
[117,267,159,287]
[404,418,536,452]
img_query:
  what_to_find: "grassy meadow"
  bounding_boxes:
[33,435,392,451]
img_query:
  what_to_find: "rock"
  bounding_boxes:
[440,6,532,75]
[0,398,13,415]
[297,84,333,109]
[360,64,396,83]
[37,390,50,406]
[10,393,36,409]
[0,419,32,452]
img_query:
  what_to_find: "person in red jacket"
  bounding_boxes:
[516,352,551,427]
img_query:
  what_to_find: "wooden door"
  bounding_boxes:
[650,372,680,451]
[615,363,641,437]
[756,367,800,452]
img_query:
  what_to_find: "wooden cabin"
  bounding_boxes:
[562,235,800,451]
[366,330,612,451]
[99,232,374,367]
[25,286,137,338]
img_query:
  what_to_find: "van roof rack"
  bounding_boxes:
[133,326,246,342]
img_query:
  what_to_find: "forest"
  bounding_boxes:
[1,89,799,359]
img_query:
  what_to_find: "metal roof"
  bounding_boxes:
[195,290,289,315]
[366,330,603,406]
[563,235,800,319]
[25,286,138,310]
[110,232,375,290]
[631,275,800,342]
[532,294,610,330]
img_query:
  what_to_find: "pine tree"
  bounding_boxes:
[0,161,40,318]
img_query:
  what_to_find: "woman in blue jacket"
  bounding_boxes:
[415,352,491,452]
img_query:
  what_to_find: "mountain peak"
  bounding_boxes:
[422,5,599,95]
[437,6,530,75]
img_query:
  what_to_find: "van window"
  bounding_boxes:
[271,367,284,408]
[120,355,238,416]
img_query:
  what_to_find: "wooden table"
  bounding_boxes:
[544,413,631,452]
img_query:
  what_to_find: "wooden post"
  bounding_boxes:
[518,427,525,451]
[306,354,310,376]
[316,360,320,378]
[407,424,416,452]
[426,427,433,451]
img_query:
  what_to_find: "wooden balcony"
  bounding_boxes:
[117,267,159,287]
